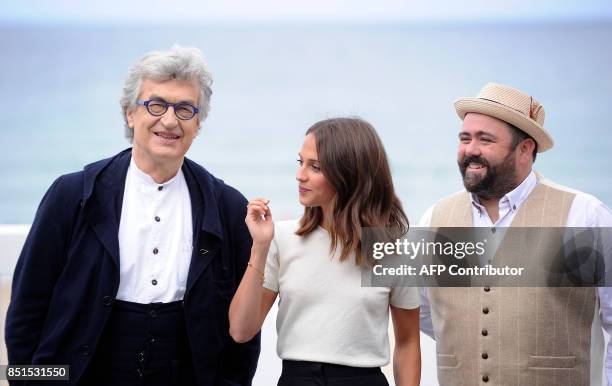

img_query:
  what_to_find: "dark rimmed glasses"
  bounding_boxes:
[137,99,199,120]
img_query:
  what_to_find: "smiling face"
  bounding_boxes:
[457,113,520,199]
[296,133,336,213]
[126,77,200,171]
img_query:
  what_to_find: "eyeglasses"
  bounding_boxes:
[136,99,199,120]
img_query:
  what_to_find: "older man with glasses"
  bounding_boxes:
[5,46,260,386]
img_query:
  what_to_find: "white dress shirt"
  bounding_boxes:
[116,157,193,303]
[418,170,612,384]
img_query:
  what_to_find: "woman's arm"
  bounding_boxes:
[229,198,278,343]
[391,305,421,386]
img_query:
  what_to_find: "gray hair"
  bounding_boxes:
[120,45,213,141]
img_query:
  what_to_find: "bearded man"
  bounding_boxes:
[419,83,612,386]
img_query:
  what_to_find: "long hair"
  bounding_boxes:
[296,117,408,266]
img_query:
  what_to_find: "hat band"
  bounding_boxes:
[478,97,531,119]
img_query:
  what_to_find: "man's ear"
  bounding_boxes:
[520,138,536,163]
[193,115,202,136]
[126,108,135,128]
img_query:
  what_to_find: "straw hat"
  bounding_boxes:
[454,83,553,152]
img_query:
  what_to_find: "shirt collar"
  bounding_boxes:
[470,170,538,213]
[129,157,182,189]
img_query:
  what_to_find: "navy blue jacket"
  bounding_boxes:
[5,148,260,385]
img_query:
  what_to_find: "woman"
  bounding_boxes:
[229,117,420,386]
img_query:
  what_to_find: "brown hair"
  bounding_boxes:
[296,117,409,266]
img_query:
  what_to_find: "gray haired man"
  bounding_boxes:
[6,46,260,385]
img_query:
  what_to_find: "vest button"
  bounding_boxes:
[482,352,488,359]
[481,329,488,336]
[80,345,91,356]
[483,286,490,292]
[482,375,489,382]
[149,309,157,318]
[102,295,113,306]
[482,307,490,314]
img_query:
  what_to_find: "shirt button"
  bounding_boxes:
[484,286,490,292]
[491,227,496,233]
[482,329,488,336]
[154,216,160,222]
[482,375,489,382]
[153,248,159,254]
[483,307,490,314]
[482,353,488,359]
[158,186,163,191]
[152,279,158,286]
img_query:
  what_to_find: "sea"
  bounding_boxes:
[1,21,611,225]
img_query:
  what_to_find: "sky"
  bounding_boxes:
[2,0,612,24]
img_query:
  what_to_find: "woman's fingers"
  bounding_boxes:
[248,204,266,217]
[248,198,270,206]
[244,198,274,242]
[247,198,271,219]
[248,199,270,211]
[247,203,272,222]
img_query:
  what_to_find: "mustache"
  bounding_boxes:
[460,155,489,169]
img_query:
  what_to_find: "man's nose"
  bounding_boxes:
[464,140,481,156]
[160,107,179,128]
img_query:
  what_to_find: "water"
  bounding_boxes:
[1,22,611,225]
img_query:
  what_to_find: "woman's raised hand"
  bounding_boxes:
[245,198,274,245]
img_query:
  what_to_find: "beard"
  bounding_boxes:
[458,151,519,200]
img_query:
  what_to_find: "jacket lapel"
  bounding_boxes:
[183,158,224,295]
[83,151,131,270]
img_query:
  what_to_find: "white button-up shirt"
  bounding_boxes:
[116,157,193,303]
[419,170,612,385]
